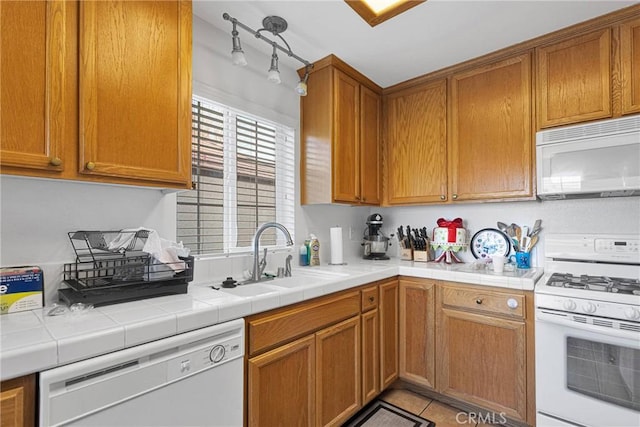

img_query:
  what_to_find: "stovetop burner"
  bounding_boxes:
[547,273,640,295]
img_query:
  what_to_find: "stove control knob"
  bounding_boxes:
[582,302,596,314]
[624,308,640,320]
[562,299,577,311]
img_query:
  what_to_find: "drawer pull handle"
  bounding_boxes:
[476,298,483,305]
[368,296,375,303]
[507,298,519,309]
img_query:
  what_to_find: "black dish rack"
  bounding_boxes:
[60,230,194,307]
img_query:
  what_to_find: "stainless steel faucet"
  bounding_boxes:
[246,222,294,283]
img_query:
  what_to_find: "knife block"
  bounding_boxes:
[413,250,429,262]
[400,247,413,261]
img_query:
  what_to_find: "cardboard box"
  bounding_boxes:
[0,266,44,314]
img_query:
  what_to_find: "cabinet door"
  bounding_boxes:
[79,0,192,186]
[536,29,612,128]
[332,69,360,203]
[437,308,527,422]
[316,316,361,427]
[379,279,399,389]
[0,374,35,427]
[359,85,381,205]
[399,279,436,389]
[248,335,315,427]
[0,0,67,172]
[385,79,447,204]
[361,309,380,405]
[621,18,640,115]
[450,53,532,201]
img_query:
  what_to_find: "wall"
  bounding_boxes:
[190,16,368,281]
[376,197,640,266]
[0,176,178,302]
[2,15,639,305]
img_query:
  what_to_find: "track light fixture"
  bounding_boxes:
[223,13,313,96]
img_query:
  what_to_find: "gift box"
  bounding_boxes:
[433,227,466,245]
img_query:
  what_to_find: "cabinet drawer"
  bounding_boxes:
[248,291,360,356]
[441,286,524,318]
[361,286,378,311]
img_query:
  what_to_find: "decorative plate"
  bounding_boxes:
[470,228,511,259]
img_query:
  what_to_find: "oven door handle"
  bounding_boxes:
[536,309,640,341]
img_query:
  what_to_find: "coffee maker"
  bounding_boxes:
[362,213,390,260]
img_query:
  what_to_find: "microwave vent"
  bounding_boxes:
[538,115,640,145]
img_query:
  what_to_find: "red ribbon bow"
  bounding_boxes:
[437,218,463,242]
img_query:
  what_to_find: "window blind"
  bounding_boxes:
[177,97,295,255]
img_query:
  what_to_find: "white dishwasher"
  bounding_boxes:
[39,318,244,427]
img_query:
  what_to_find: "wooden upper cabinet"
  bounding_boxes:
[0,0,68,173]
[360,85,381,205]
[300,55,381,205]
[79,0,192,186]
[620,18,640,115]
[450,53,533,201]
[536,29,612,128]
[385,79,447,204]
[333,70,360,203]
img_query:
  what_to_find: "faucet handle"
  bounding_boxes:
[258,248,268,277]
[285,254,292,277]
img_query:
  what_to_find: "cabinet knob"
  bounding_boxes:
[368,296,375,303]
[507,298,519,309]
[85,161,96,171]
[476,298,483,305]
[440,195,446,200]
[49,157,62,166]
[453,194,458,200]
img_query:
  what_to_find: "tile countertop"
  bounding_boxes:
[0,258,543,381]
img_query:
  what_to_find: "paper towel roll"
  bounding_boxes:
[330,227,344,265]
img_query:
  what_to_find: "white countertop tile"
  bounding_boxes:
[0,327,57,379]
[56,326,124,364]
[0,257,544,380]
[0,310,43,334]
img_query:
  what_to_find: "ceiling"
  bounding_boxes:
[193,0,637,88]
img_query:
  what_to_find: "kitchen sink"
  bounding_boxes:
[215,283,283,297]
[291,268,351,278]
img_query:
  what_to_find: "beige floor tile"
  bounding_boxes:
[379,388,432,415]
[420,401,473,427]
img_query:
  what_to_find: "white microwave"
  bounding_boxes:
[536,115,640,200]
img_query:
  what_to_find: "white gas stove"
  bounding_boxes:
[535,234,640,427]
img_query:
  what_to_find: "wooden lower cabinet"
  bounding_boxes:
[398,279,534,425]
[248,317,360,427]
[438,308,527,421]
[399,278,436,389]
[379,279,399,389]
[0,374,36,427]
[436,282,532,424]
[361,308,379,404]
[316,316,361,426]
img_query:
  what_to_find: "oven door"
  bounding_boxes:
[535,310,640,427]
